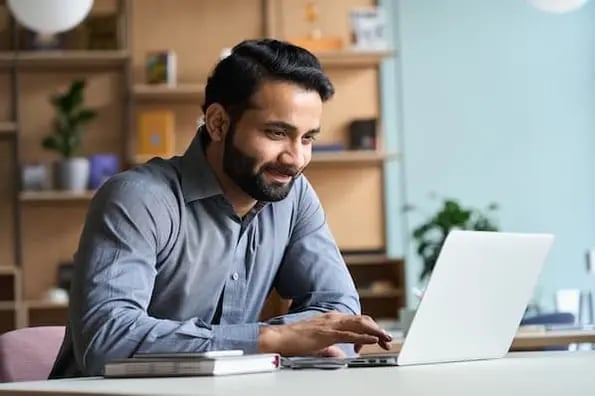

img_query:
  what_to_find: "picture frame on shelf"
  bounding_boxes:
[350,6,388,51]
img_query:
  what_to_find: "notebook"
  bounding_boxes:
[103,352,280,378]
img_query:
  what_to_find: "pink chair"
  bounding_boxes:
[0,326,65,382]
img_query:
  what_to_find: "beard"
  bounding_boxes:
[222,126,301,202]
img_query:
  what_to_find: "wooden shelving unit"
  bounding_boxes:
[0,267,20,332]
[0,122,17,134]
[19,190,96,202]
[315,49,394,68]
[0,50,130,69]
[358,289,404,299]
[23,300,68,310]
[23,300,69,327]
[132,151,399,166]
[311,150,398,164]
[344,255,405,319]
[0,0,406,332]
[132,83,205,101]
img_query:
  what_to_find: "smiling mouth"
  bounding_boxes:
[265,169,294,183]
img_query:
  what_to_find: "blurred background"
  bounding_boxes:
[0,0,593,343]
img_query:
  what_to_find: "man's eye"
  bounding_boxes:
[266,130,286,139]
[303,135,317,143]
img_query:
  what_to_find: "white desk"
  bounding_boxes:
[0,351,594,396]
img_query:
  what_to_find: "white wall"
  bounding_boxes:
[382,0,595,310]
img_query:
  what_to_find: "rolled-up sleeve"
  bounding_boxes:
[70,176,260,376]
[270,177,361,324]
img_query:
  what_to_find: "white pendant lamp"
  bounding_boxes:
[7,0,94,34]
[527,0,589,13]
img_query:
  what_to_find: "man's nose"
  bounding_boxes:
[279,141,306,170]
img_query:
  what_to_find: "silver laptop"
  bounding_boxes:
[287,230,554,369]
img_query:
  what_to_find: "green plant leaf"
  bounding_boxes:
[43,79,95,158]
[412,197,500,282]
[76,109,97,124]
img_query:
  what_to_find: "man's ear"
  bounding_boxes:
[204,103,230,142]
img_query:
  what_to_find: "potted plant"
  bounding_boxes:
[409,198,499,283]
[42,79,97,191]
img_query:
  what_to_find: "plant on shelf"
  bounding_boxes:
[407,197,499,283]
[42,79,97,192]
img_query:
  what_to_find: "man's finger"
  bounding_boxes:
[340,316,392,342]
[331,330,379,345]
[318,345,346,358]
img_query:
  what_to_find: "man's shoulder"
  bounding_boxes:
[97,158,181,205]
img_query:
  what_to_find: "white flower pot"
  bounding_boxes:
[55,157,90,192]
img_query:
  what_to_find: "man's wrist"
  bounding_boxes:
[258,324,282,354]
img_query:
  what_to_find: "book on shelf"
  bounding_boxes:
[145,50,177,85]
[137,110,175,158]
[104,351,281,378]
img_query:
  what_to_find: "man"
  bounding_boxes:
[50,39,392,377]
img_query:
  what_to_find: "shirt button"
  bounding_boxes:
[231,272,239,281]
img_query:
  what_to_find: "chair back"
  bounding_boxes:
[0,326,65,382]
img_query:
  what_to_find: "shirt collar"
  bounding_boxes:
[180,131,223,203]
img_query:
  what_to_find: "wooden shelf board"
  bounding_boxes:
[0,50,129,68]
[24,300,68,310]
[0,122,17,133]
[316,49,395,67]
[19,190,95,202]
[311,150,398,164]
[132,83,205,100]
[358,289,403,298]
[132,154,167,164]
[0,301,17,311]
[132,151,397,166]
[344,254,403,266]
[0,266,18,276]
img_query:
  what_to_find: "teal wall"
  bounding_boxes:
[380,0,595,310]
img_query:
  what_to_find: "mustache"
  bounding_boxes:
[262,164,302,178]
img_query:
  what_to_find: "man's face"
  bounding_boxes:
[222,81,322,202]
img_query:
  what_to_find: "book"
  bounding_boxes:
[146,50,177,85]
[104,353,281,378]
[137,110,175,158]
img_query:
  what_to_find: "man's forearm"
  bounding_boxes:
[76,307,262,375]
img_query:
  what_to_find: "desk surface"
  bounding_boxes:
[361,328,595,354]
[0,351,594,396]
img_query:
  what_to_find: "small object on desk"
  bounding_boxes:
[281,357,346,370]
[133,350,244,359]
[104,353,280,377]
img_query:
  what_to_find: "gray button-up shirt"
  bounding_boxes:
[50,132,360,377]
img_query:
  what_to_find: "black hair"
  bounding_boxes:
[199,38,334,141]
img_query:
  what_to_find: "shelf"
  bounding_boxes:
[0,266,17,275]
[344,254,403,266]
[24,300,68,310]
[0,122,17,137]
[132,154,163,164]
[358,288,404,299]
[0,301,17,311]
[316,49,394,68]
[132,151,397,166]
[132,83,205,101]
[19,190,95,202]
[0,50,129,69]
[310,150,398,164]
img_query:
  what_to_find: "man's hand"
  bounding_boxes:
[258,312,392,357]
